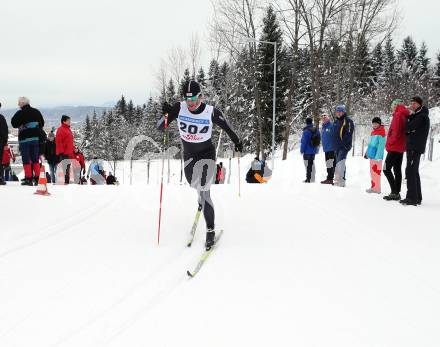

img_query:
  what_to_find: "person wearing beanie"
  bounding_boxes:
[44,130,58,183]
[332,104,355,187]
[300,117,320,183]
[364,117,386,194]
[11,97,45,186]
[383,99,410,201]
[400,96,430,206]
[158,80,242,251]
[320,114,335,184]
[0,102,9,185]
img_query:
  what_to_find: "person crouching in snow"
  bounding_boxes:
[365,117,386,194]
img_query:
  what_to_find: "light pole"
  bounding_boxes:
[245,38,277,170]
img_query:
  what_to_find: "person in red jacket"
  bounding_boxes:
[73,146,86,184]
[383,99,411,201]
[56,115,74,184]
[2,144,16,182]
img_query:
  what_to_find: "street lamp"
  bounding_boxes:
[244,38,277,170]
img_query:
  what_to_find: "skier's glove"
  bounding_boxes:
[235,142,243,153]
[162,102,172,115]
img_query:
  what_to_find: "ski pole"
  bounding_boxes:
[157,114,169,246]
[237,151,241,197]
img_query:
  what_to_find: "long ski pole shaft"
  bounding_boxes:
[238,152,241,197]
[157,114,169,246]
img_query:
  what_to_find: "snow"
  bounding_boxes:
[1,152,440,347]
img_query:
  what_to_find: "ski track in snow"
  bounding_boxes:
[0,189,118,260]
[1,153,439,347]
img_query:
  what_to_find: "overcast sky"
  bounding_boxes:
[0,0,438,109]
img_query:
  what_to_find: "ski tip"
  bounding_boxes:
[186,271,194,278]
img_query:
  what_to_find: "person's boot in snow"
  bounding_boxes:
[399,198,418,206]
[21,178,33,186]
[366,188,380,194]
[383,193,401,201]
[0,179,6,186]
[205,229,216,251]
[321,179,333,185]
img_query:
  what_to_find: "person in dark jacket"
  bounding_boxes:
[11,97,45,186]
[56,115,74,184]
[44,130,58,183]
[320,114,335,184]
[0,102,9,185]
[383,99,411,201]
[300,117,320,183]
[400,96,430,206]
[332,105,354,187]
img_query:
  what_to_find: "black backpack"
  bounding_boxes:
[310,128,321,147]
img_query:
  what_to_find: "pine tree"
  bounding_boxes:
[256,5,288,156]
[398,36,418,71]
[179,68,192,96]
[417,42,430,75]
[208,59,221,94]
[81,113,92,158]
[197,67,206,88]
[371,42,384,86]
[115,95,127,116]
[166,79,177,103]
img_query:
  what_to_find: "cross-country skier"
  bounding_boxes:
[158,80,242,250]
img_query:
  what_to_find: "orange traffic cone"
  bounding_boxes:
[34,165,51,196]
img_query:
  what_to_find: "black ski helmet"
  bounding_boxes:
[182,80,201,99]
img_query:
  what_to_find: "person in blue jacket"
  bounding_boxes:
[320,114,335,184]
[300,117,320,183]
[332,105,354,187]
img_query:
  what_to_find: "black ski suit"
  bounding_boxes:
[157,102,240,230]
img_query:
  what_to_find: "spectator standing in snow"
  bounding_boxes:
[56,115,74,184]
[2,144,16,182]
[300,117,320,183]
[400,96,430,206]
[0,102,8,185]
[11,97,45,186]
[44,130,58,183]
[383,99,410,201]
[320,114,336,185]
[332,105,354,187]
[365,117,386,194]
[73,146,86,184]
[220,164,226,184]
[215,162,225,184]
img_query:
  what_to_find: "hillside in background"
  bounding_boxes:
[2,106,112,127]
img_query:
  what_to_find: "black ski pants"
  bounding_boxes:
[184,147,216,230]
[383,152,404,194]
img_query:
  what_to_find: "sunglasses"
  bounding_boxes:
[184,93,201,102]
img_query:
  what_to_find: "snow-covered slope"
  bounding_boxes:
[1,153,439,347]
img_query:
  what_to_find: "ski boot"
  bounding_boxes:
[383,193,400,201]
[21,178,34,186]
[205,229,216,251]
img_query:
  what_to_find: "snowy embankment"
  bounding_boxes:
[1,152,439,347]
